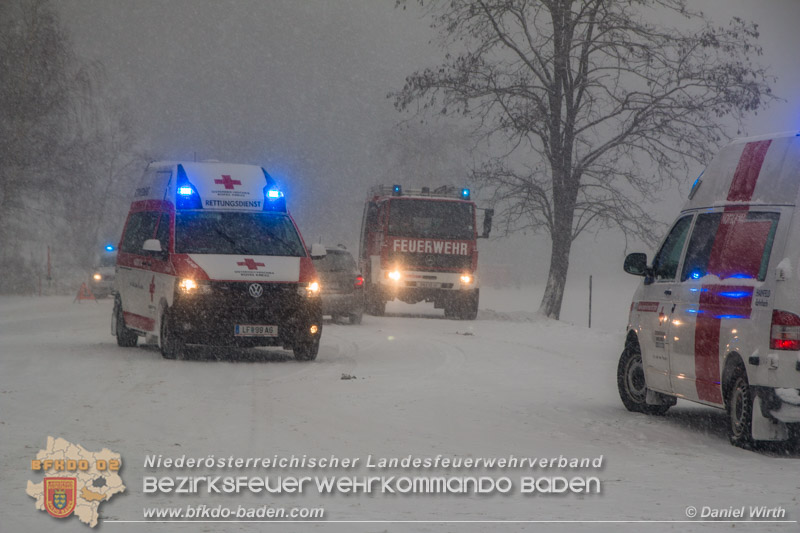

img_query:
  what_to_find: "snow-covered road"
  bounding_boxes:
[1,290,797,532]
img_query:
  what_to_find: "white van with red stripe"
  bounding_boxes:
[112,161,324,360]
[621,132,800,448]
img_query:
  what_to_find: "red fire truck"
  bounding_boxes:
[358,185,493,319]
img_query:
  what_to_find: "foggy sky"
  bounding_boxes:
[56,0,800,288]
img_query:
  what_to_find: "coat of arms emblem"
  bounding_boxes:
[44,477,77,518]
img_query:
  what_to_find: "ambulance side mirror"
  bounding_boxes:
[142,239,163,253]
[481,209,494,239]
[624,253,649,277]
[310,243,327,259]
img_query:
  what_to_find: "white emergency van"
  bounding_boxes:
[112,161,325,360]
[621,131,800,449]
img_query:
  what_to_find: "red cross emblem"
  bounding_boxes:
[214,175,242,190]
[237,258,265,270]
[149,275,156,302]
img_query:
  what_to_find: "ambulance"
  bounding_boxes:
[112,161,324,361]
[621,131,800,448]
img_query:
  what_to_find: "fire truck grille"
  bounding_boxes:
[387,252,471,271]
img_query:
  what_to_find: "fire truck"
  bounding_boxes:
[358,185,493,319]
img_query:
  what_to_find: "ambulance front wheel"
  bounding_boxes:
[159,306,185,360]
[727,366,754,449]
[617,342,670,416]
[113,297,137,348]
[293,338,319,361]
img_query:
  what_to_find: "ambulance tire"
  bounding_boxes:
[114,298,138,348]
[293,338,319,361]
[160,307,185,360]
[617,343,670,416]
[726,366,754,449]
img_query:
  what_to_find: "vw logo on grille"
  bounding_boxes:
[424,256,436,267]
[248,283,264,298]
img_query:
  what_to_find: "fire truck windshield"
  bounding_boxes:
[388,199,474,240]
[175,212,305,256]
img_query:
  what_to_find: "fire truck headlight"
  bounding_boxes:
[92,273,102,281]
[460,274,473,285]
[388,270,402,282]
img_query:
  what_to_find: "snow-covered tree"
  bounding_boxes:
[393,0,775,319]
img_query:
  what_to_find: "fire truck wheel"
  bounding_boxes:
[349,310,363,325]
[460,290,479,320]
[366,288,385,316]
[114,297,138,348]
[159,307,185,360]
[293,338,319,361]
[617,343,670,415]
[727,366,754,449]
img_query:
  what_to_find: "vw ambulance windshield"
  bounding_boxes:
[388,199,475,240]
[175,212,305,256]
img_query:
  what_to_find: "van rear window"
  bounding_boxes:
[681,211,779,282]
[175,212,305,256]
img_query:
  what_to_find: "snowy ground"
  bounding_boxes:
[1,284,798,533]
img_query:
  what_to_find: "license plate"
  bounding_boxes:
[418,281,439,288]
[234,325,278,337]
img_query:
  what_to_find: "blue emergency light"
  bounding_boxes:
[461,188,470,200]
[392,184,402,196]
[261,169,287,212]
[104,244,115,252]
[176,164,202,209]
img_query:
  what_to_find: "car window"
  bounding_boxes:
[314,251,356,272]
[651,215,693,281]
[681,211,779,282]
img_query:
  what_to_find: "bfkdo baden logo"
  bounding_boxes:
[26,436,126,528]
[44,477,77,518]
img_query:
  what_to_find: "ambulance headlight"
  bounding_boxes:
[460,274,473,285]
[92,273,102,281]
[298,280,321,297]
[387,270,402,281]
[178,278,211,295]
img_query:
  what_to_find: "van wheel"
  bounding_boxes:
[293,338,319,361]
[727,367,754,449]
[160,308,185,360]
[617,343,670,415]
[114,298,137,347]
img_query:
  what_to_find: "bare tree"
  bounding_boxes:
[0,0,142,293]
[393,0,775,319]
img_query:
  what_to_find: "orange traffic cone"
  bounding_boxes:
[74,282,97,303]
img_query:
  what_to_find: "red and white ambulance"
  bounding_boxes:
[621,132,800,448]
[358,185,492,319]
[112,161,324,360]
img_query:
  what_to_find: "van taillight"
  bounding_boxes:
[354,275,364,288]
[770,310,800,350]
